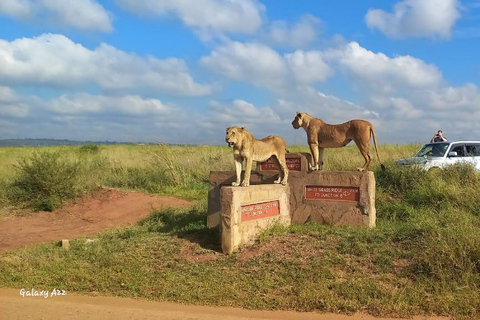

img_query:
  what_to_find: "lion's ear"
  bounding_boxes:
[241,127,245,130]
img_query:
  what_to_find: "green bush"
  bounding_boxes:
[78,144,101,155]
[7,151,81,211]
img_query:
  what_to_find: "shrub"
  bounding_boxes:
[7,151,81,211]
[78,144,101,155]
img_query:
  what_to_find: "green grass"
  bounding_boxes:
[0,144,479,318]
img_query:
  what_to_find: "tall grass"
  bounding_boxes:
[0,144,235,211]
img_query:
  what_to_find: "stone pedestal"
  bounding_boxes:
[289,171,376,227]
[207,171,278,228]
[208,153,376,234]
[220,185,291,254]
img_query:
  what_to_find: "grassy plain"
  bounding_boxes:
[0,143,479,319]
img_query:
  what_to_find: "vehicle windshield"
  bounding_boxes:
[415,143,450,158]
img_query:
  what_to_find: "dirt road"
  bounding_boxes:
[0,288,448,320]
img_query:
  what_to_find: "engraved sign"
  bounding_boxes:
[305,186,359,202]
[241,200,280,222]
[259,157,301,171]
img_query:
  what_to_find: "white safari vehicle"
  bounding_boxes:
[396,141,480,171]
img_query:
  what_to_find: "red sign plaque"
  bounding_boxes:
[241,200,280,222]
[259,157,301,171]
[305,186,359,202]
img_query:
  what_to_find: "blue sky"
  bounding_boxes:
[0,0,479,145]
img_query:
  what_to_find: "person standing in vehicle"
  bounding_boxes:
[431,130,447,143]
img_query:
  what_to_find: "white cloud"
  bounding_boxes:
[0,86,29,117]
[0,86,17,102]
[389,97,423,119]
[200,41,287,88]
[330,42,442,92]
[365,0,461,39]
[202,41,443,95]
[0,0,113,32]
[208,99,280,125]
[0,34,212,96]
[116,0,264,34]
[0,0,31,19]
[285,50,332,84]
[0,88,189,142]
[201,41,332,88]
[426,83,480,110]
[267,14,322,48]
[50,94,171,115]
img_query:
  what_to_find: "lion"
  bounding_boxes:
[291,112,384,172]
[225,126,289,187]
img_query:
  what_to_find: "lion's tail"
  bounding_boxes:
[370,126,385,171]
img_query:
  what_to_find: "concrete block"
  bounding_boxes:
[61,239,70,250]
[289,171,376,227]
[207,171,278,228]
[220,184,290,254]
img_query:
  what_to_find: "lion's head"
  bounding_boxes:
[225,126,245,148]
[291,112,306,129]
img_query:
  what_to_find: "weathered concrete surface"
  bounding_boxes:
[207,171,278,228]
[290,171,375,227]
[220,185,291,254]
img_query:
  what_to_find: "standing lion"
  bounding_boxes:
[291,112,384,172]
[225,126,289,187]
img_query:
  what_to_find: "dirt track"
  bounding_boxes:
[0,288,448,320]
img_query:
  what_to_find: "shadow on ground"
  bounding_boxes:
[140,207,220,252]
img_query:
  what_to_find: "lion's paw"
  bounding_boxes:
[241,181,250,187]
[232,182,240,186]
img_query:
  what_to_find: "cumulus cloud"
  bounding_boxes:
[285,50,332,84]
[207,99,280,125]
[200,42,287,88]
[266,14,323,48]
[365,0,461,39]
[0,0,113,32]
[0,88,191,142]
[0,86,17,102]
[388,97,423,119]
[426,83,480,110]
[49,94,171,115]
[0,34,212,96]
[0,86,29,118]
[329,42,442,93]
[201,41,332,88]
[0,0,31,19]
[116,0,264,34]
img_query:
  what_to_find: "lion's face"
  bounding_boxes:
[291,112,304,129]
[225,126,243,148]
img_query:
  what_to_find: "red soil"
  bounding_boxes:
[0,188,192,251]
